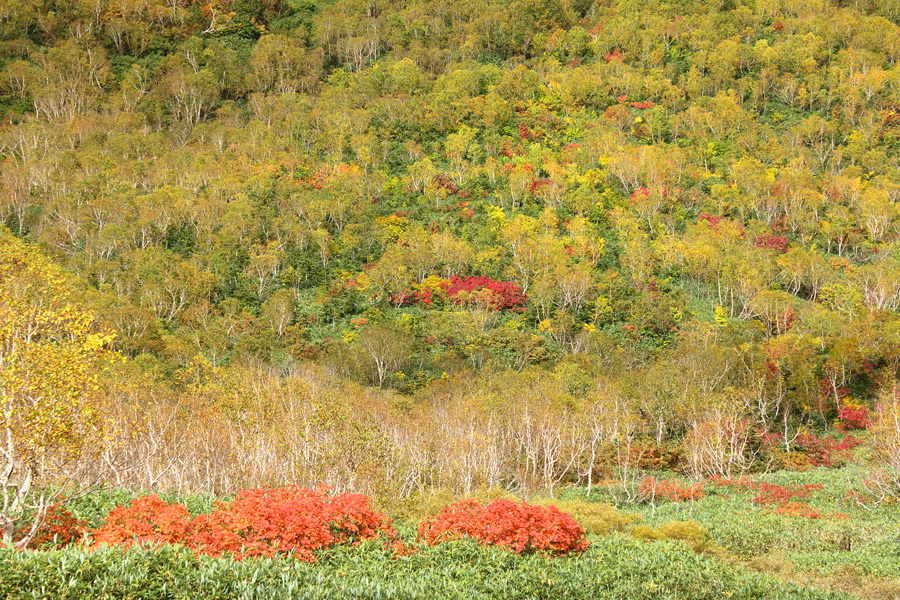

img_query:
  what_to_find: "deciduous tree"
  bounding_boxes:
[0,231,117,548]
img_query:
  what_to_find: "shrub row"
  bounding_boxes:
[33,490,588,560]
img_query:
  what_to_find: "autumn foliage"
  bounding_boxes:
[837,405,871,431]
[639,477,705,503]
[25,504,88,549]
[790,433,863,468]
[751,483,823,505]
[417,499,588,556]
[394,275,527,311]
[88,491,589,559]
[92,487,395,561]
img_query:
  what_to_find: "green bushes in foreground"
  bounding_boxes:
[1,536,850,600]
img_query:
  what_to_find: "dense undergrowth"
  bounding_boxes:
[2,536,849,600]
[7,463,898,599]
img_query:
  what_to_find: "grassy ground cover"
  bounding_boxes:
[6,465,898,599]
[2,536,848,600]
[556,466,900,598]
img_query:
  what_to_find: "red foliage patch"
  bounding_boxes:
[640,477,705,503]
[27,504,88,549]
[395,276,527,312]
[443,276,526,310]
[629,187,650,199]
[773,501,823,519]
[752,483,822,505]
[418,499,588,556]
[837,405,871,431]
[754,234,789,253]
[92,495,194,548]
[791,433,863,467]
[92,487,395,561]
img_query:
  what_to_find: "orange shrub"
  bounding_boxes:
[92,487,395,561]
[92,495,194,549]
[751,483,822,505]
[639,477,705,503]
[26,504,88,549]
[418,498,588,556]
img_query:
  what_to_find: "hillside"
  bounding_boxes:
[3,0,900,513]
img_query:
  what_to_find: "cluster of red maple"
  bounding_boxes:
[29,489,588,559]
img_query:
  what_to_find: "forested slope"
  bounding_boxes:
[3,0,900,497]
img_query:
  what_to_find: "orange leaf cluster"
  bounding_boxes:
[26,504,88,549]
[417,498,588,556]
[752,483,823,505]
[640,477,705,503]
[92,487,394,561]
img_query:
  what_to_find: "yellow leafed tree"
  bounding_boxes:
[0,230,117,547]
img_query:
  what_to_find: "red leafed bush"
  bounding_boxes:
[92,487,395,561]
[773,501,823,519]
[418,499,588,556]
[27,504,88,549]
[697,213,721,230]
[193,487,341,560]
[639,477,705,503]
[792,433,863,467]
[629,187,650,199]
[442,276,527,311]
[837,405,871,430]
[92,495,194,548]
[394,276,527,312]
[752,483,823,505]
[754,233,789,253]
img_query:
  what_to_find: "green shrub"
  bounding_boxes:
[532,498,641,535]
[386,487,457,524]
[630,520,724,556]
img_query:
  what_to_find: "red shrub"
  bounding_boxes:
[837,405,871,430]
[92,487,395,561]
[92,495,194,549]
[327,492,395,544]
[792,433,862,467]
[698,213,721,230]
[640,477,705,503]
[752,483,822,505]
[393,276,527,312]
[194,487,339,560]
[27,504,88,549]
[629,187,650,199]
[418,499,588,556]
[442,275,527,311]
[773,501,822,519]
[754,234,789,253]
